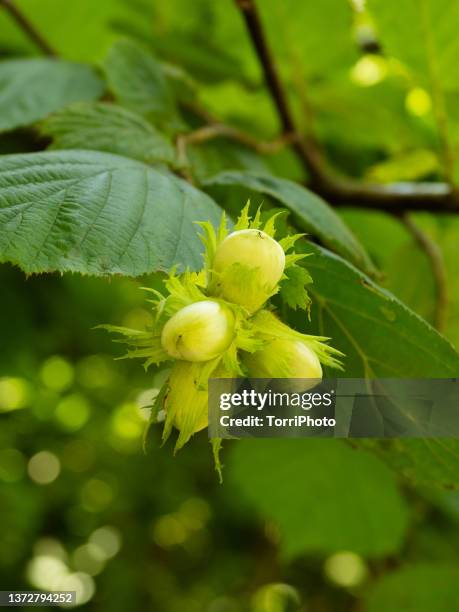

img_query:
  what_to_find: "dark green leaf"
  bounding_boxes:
[103,39,182,131]
[0,150,222,276]
[41,102,176,165]
[0,59,104,133]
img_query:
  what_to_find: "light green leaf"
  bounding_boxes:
[204,171,377,276]
[258,0,357,79]
[368,0,459,91]
[366,564,459,612]
[279,265,312,312]
[301,242,459,377]
[0,0,131,62]
[309,76,430,155]
[41,102,176,165]
[228,439,408,559]
[0,59,104,133]
[368,0,459,180]
[0,150,222,276]
[103,39,182,130]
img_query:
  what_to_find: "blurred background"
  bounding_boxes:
[2,1,459,610]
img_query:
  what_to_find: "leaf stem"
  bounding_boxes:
[0,0,56,56]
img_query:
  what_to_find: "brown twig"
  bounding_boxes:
[402,213,449,331]
[181,123,297,154]
[0,0,56,56]
[175,123,296,184]
[234,0,459,214]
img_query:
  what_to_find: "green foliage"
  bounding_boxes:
[0,59,104,132]
[41,102,176,165]
[258,0,357,79]
[2,0,459,608]
[0,150,221,275]
[368,0,459,181]
[0,0,126,61]
[229,439,408,558]
[103,39,182,131]
[368,0,459,91]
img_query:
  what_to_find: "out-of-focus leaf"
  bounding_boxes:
[365,149,439,183]
[204,171,377,276]
[0,0,128,61]
[0,59,104,132]
[365,564,459,612]
[258,0,357,79]
[41,103,176,165]
[229,439,408,559]
[0,150,222,276]
[368,0,459,91]
[310,76,434,156]
[368,0,459,180]
[198,81,279,139]
[147,0,258,84]
[103,39,182,131]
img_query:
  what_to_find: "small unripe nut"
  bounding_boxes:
[161,300,235,362]
[212,229,285,312]
[244,338,322,383]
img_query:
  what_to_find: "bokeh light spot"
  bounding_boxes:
[28,451,61,485]
[88,526,122,559]
[33,538,68,562]
[27,555,68,591]
[72,543,105,576]
[0,377,30,412]
[406,87,432,117]
[110,402,144,440]
[153,515,188,548]
[55,394,91,432]
[350,55,387,87]
[56,572,95,607]
[40,356,74,392]
[252,583,300,612]
[324,551,368,588]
